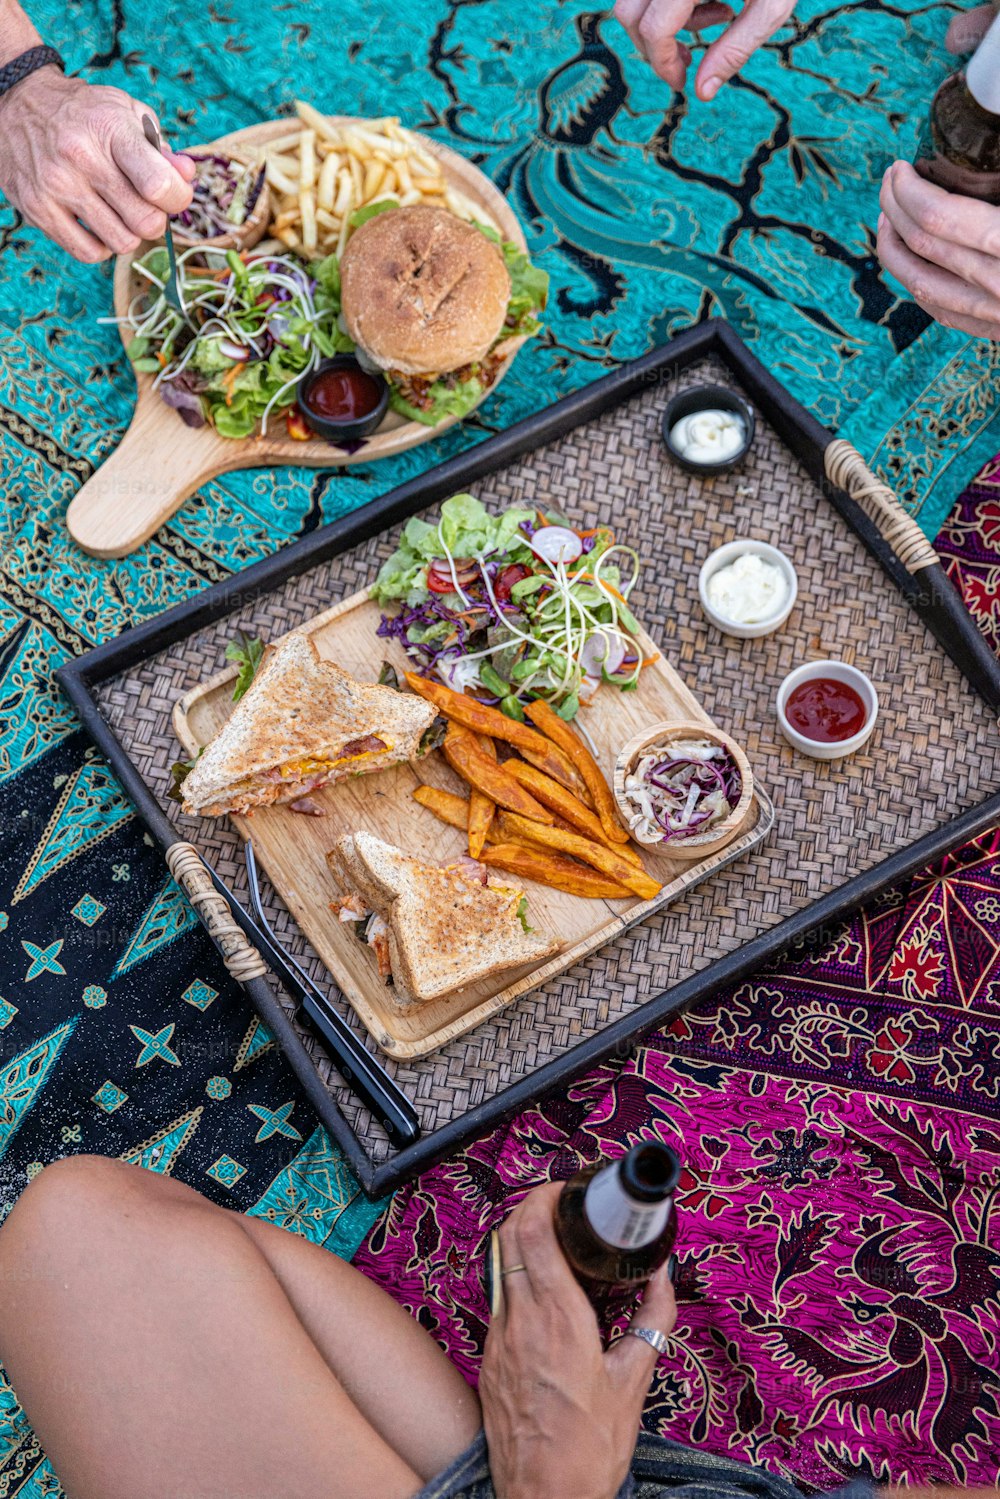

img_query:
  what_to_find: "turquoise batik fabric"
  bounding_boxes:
[0,2,997,1489]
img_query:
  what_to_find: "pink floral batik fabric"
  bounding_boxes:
[356,461,1000,1493]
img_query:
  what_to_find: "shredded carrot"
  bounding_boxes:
[641,653,660,667]
[156,351,167,368]
[576,527,613,540]
[222,363,240,406]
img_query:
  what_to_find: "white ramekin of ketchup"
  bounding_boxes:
[776,660,878,760]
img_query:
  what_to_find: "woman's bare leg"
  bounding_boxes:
[0,1156,481,1499]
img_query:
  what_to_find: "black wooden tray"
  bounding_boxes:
[58,320,1000,1196]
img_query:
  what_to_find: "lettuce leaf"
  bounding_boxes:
[372,493,535,604]
[473,221,549,338]
[350,198,399,229]
[388,375,484,427]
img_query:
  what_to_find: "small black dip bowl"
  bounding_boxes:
[661,383,756,477]
[299,355,390,443]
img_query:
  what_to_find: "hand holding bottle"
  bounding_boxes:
[877,7,1000,340]
[878,162,1000,340]
[480,1182,677,1499]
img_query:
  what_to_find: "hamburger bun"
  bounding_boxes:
[340,205,511,377]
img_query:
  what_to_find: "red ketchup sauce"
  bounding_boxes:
[307,366,381,421]
[785,677,868,743]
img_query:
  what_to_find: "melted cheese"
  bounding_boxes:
[278,743,393,780]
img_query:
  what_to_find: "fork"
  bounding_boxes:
[140,115,188,322]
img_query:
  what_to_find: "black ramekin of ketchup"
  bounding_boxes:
[299,356,389,443]
[776,660,878,760]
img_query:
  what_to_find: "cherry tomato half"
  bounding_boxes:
[495,563,532,602]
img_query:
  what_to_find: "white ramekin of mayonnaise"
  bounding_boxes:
[698,539,798,639]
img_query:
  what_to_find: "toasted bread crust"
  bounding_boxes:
[181,633,436,816]
[340,206,510,376]
[326,831,559,1011]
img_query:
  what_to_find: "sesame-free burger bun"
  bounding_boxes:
[340,205,511,377]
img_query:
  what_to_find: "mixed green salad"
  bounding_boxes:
[110,246,351,439]
[109,218,547,438]
[374,494,649,721]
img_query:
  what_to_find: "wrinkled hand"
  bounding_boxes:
[877,4,1000,341]
[878,162,1000,341]
[613,0,797,99]
[480,1183,677,1499]
[0,69,194,262]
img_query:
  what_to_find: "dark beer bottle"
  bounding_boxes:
[556,1141,680,1294]
[914,14,1000,204]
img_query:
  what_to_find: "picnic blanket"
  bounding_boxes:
[2,0,1000,1490]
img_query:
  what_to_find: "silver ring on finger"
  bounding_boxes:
[625,1325,669,1356]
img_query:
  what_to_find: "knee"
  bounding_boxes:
[0,1155,141,1266]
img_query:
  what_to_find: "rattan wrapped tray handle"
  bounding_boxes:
[166,841,268,983]
[825,439,939,575]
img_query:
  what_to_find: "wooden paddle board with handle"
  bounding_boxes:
[66,117,527,559]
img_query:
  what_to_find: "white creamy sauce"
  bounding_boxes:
[706,552,788,624]
[670,409,746,464]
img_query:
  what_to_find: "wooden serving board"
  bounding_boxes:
[173,592,772,1059]
[66,117,527,560]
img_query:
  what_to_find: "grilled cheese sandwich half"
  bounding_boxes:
[180,633,437,818]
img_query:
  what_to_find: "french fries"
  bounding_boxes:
[497,814,662,902]
[443,726,554,825]
[479,845,632,901]
[503,758,642,865]
[404,674,582,795]
[413,785,470,832]
[410,688,658,905]
[468,736,496,859]
[411,789,632,899]
[254,104,500,259]
[525,700,630,845]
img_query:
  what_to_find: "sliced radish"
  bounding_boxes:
[530,526,583,565]
[579,631,626,678]
[217,336,250,362]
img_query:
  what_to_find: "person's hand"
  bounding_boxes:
[613,0,796,99]
[0,68,194,263]
[479,1183,677,1499]
[876,3,1000,341]
[878,163,1000,341]
[944,1,997,54]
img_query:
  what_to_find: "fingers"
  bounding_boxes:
[25,202,111,264]
[110,120,194,215]
[635,1257,678,1338]
[96,173,167,241]
[169,150,198,183]
[696,0,796,99]
[877,216,1000,335]
[945,3,996,52]
[616,0,697,86]
[880,167,1000,300]
[78,193,143,256]
[910,300,1000,339]
[888,160,1000,257]
[498,1183,592,1310]
[604,1262,678,1391]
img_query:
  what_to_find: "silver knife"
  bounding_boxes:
[140,115,187,322]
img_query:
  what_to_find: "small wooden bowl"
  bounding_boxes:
[613,719,754,863]
[172,152,271,254]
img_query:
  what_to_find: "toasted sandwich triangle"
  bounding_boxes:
[328,831,560,1010]
[181,633,437,816]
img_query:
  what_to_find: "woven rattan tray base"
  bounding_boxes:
[96,353,1000,1165]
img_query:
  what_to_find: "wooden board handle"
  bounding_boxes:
[66,404,236,558]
